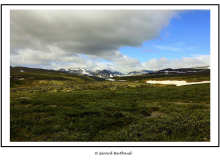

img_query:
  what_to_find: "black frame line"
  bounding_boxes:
[1,3,219,147]
[1,4,220,5]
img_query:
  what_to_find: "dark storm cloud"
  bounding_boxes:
[11,10,196,72]
[10,10,179,56]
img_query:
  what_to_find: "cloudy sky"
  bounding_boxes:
[10,10,210,73]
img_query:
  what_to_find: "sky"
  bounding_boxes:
[10,10,210,73]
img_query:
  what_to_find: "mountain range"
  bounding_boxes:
[59,68,154,78]
[11,66,210,79]
[59,66,210,78]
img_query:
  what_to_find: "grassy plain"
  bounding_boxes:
[10,67,210,142]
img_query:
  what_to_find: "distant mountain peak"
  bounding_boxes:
[59,66,210,78]
[58,67,154,78]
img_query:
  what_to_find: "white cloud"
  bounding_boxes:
[185,46,198,50]
[153,44,199,53]
[141,55,210,70]
[176,42,185,45]
[153,45,181,51]
[10,10,209,73]
[10,10,181,71]
[11,47,210,73]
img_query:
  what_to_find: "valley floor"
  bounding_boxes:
[10,81,210,142]
[10,67,210,142]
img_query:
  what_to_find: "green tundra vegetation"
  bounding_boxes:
[10,67,210,142]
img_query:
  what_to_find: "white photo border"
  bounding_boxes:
[1,4,219,147]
